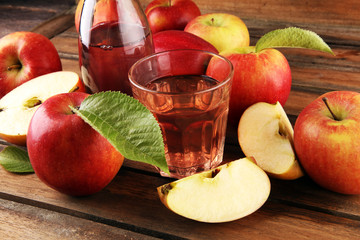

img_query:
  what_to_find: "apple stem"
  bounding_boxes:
[70,86,80,93]
[7,64,21,71]
[322,97,340,121]
[71,106,80,114]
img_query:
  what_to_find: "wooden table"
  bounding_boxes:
[1,0,360,239]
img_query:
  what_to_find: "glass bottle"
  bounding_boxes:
[78,0,154,95]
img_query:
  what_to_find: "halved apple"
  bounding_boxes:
[238,102,304,180]
[157,157,270,223]
[0,71,85,145]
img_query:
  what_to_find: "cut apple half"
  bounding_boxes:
[238,101,304,180]
[0,71,85,145]
[157,157,270,223]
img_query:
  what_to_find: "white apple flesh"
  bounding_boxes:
[0,71,84,145]
[238,102,303,180]
[157,157,271,223]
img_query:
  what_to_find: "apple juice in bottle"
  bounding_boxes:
[78,0,154,95]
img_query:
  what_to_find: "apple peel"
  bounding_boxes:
[238,102,304,180]
[157,157,271,223]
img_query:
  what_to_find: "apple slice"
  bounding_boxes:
[157,157,270,223]
[238,102,304,180]
[0,71,85,145]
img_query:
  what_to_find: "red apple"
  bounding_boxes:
[207,46,291,128]
[0,31,62,98]
[294,91,360,195]
[145,0,201,34]
[184,13,249,52]
[27,92,124,196]
[153,30,218,53]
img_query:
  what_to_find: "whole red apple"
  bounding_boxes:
[0,31,62,98]
[207,46,291,128]
[153,30,218,53]
[294,91,360,195]
[27,92,124,196]
[145,0,201,34]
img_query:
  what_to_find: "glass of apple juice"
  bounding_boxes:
[128,49,234,179]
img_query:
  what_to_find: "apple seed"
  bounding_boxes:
[23,97,42,109]
[278,120,289,138]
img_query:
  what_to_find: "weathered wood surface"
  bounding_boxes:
[0,0,75,38]
[1,0,360,239]
[0,198,160,240]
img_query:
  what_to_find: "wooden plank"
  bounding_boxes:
[1,163,360,240]
[0,1,75,38]
[31,6,76,39]
[0,198,160,240]
[270,177,360,220]
[191,0,360,25]
[284,90,319,117]
[51,29,79,56]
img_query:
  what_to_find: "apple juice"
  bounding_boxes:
[143,75,230,178]
[79,21,153,95]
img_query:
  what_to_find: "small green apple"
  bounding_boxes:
[184,13,249,52]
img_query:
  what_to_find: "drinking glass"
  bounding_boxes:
[129,49,233,179]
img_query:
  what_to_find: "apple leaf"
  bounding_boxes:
[255,27,334,54]
[0,146,34,173]
[71,91,169,174]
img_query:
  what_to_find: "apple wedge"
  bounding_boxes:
[157,157,270,223]
[238,102,304,180]
[0,71,85,145]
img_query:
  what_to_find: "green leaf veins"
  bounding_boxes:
[71,91,169,174]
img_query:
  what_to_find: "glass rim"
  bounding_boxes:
[128,49,234,96]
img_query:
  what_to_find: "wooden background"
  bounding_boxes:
[1,0,360,239]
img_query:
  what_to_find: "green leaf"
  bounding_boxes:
[255,27,334,54]
[71,91,169,174]
[0,146,34,173]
